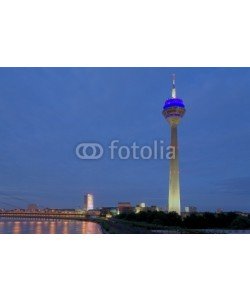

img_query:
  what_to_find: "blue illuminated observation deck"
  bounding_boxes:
[162,75,186,124]
[163,98,185,110]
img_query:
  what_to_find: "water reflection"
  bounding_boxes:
[0,218,102,234]
[35,221,42,234]
[81,221,87,233]
[49,221,57,234]
[84,221,102,234]
[62,221,69,234]
[13,221,21,234]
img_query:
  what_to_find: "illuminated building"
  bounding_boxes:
[84,193,94,211]
[118,202,133,214]
[162,75,186,215]
[135,202,146,213]
[100,207,118,217]
[148,205,160,212]
[184,206,197,213]
[86,209,101,217]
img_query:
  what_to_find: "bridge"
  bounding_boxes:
[0,211,89,221]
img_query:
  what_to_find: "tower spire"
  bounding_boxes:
[171,74,176,98]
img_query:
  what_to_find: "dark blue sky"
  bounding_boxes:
[0,68,249,211]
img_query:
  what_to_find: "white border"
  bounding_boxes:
[1,235,249,300]
[0,0,249,67]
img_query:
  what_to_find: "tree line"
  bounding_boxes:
[115,211,250,229]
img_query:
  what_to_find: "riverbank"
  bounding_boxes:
[95,218,250,234]
[95,218,186,234]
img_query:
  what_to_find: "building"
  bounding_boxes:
[135,204,160,213]
[148,205,160,212]
[27,203,38,212]
[86,209,101,217]
[135,203,146,213]
[184,206,197,213]
[83,193,94,211]
[100,207,118,218]
[118,202,133,214]
[162,75,186,215]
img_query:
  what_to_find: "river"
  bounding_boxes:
[0,218,102,234]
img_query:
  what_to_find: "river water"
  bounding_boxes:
[0,218,102,234]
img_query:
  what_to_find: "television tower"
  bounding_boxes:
[162,75,186,214]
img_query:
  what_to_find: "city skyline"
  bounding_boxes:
[0,68,250,211]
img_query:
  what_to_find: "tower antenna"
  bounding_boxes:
[171,74,177,98]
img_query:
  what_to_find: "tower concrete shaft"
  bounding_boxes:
[168,125,180,214]
[162,75,185,215]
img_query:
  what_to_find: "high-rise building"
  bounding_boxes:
[83,193,94,211]
[162,75,186,215]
